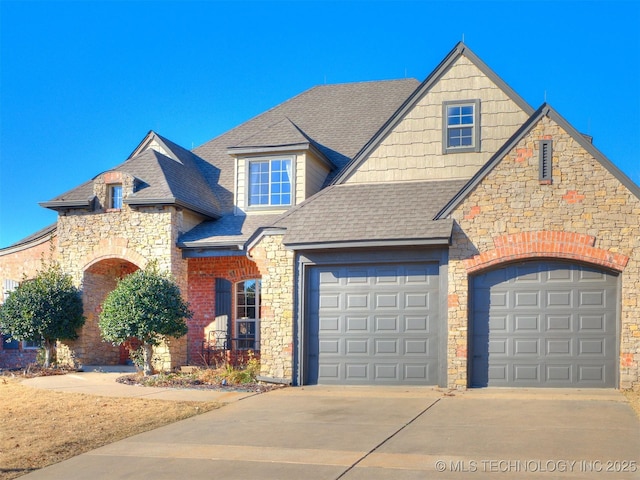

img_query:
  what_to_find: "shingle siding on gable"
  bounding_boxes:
[446,115,640,389]
[345,56,530,184]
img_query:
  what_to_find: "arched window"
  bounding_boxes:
[235,279,260,350]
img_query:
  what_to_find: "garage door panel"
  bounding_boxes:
[405,364,428,380]
[546,364,572,381]
[406,292,429,308]
[405,316,428,332]
[319,339,340,354]
[548,268,572,281]
[320,316,340,332]
[513,338,540,355]
[547,315,571,331]
[375,293,398,308]
[514,315,540,332]
[346,339,368,355]
[346,363,368,380]
[547,290,572,307]
[513,364,540,381]
[579,315,606,331]
[320,293,340,309]
[346,316,367,332]
[546,338,572,355]
[580,290,604,307]
[514,291,540,308]
[578,338,606,356]
[405,339,428,354]
[471,261,617,388]
[488,338,506,354]
[514,267,542,283]
[307,262,440,385]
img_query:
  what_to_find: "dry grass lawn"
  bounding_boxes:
[0,377,221,480]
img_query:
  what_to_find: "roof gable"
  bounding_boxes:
[333,42,535,185]
[436,103,640,219]
[42,132,222,218]
[193,79,420,212]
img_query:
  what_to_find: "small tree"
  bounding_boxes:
[0,263,85,367]
[98,265,191,375]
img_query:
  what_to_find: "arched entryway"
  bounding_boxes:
[73,258,140,366]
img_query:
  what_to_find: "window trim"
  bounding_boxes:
[22,339,42,350]
[235,279,261,350]
[108,184,123,210]
[442,99,481,154]
[245,155,295,209]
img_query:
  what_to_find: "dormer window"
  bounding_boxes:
[109,184,123,209]
[443,99,481,154]
[248,157,292,207]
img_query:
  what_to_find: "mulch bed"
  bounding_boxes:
[115,373,285,393]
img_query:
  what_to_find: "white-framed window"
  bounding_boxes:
[1,280,20,350]
[235,279,260,350]
[2,279,18,303]
[109,184,123,209]
[23,339,42,350]
[248,157,292,207]
[443,99,481,153]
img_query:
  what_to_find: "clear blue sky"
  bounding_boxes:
[1,1,639,248]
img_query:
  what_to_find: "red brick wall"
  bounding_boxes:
[187,256,261,365]
[0,235,56,368]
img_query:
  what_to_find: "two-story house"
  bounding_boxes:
[1,43,639,390]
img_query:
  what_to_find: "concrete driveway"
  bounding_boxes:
[22,385,640,479]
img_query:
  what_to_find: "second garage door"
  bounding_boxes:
[470,261,618,387]
[306,263,440,385]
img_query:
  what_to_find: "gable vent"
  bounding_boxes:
[539,140,552,183]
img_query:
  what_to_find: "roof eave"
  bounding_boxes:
[283,237,452,251]
[39,197,96,211]
[0,224,57,256]
[226,142,310,156]
[124,197,220,219]
[178,241,244,250]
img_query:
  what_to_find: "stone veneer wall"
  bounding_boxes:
[447,115,640,389]
[249,234,295,381]
[55,173,190,370]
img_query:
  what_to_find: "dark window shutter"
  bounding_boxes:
[215,278,232,336]
[539,140,552,182]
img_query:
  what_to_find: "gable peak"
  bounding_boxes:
[128,131,182,163]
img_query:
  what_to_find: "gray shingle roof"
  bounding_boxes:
[271,180,468,247]
[229,118,311,151]
[178,214,282,248]
[194,79,420,213]
[0,222,57,253]
[42,132,222,218]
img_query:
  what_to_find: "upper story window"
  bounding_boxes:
[248,157,292,207]
[443,99,481,154]
[109,184,123,209]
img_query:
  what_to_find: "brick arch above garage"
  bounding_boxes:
[463,231,629,274]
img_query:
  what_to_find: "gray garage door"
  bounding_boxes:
[306,263,440,385]
[471,261,617,387]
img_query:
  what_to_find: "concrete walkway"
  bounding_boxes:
[19,373,640,479]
